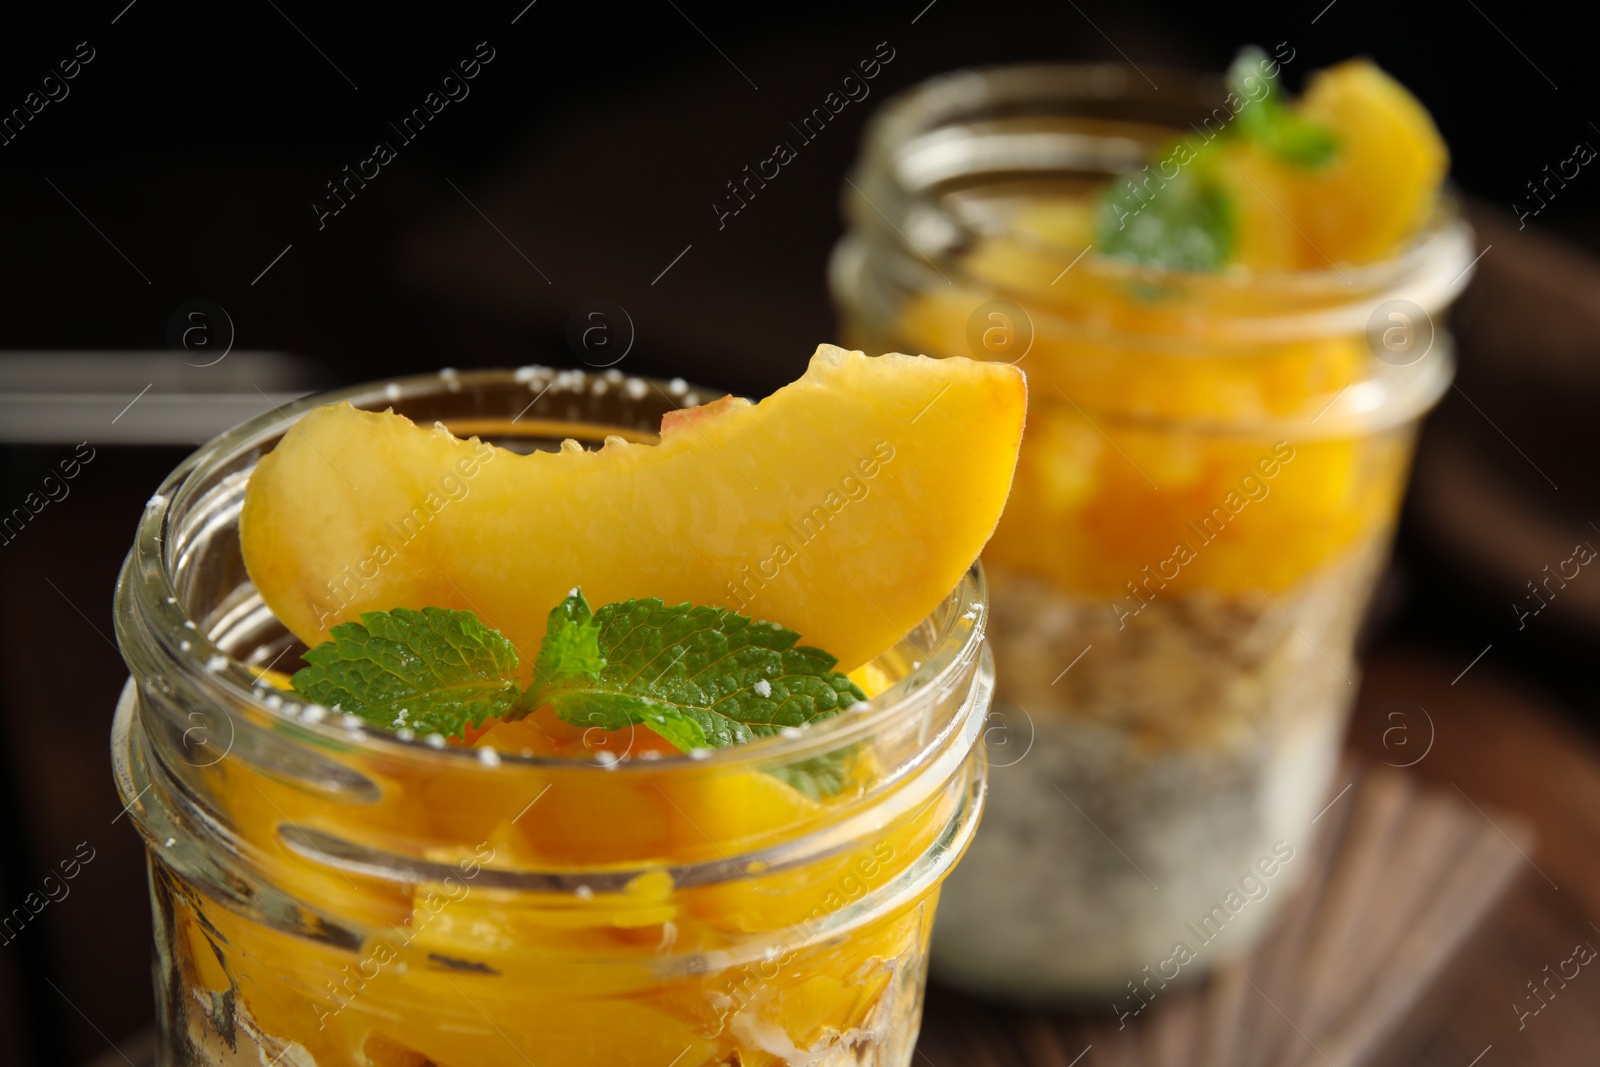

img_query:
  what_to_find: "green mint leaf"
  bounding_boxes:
[1228,47,1280,143]
[531,592,714,750]
[1265,120,1339,169]
[533,589,607,686]
[554,691,711,752]
[1228,46,1338,169]
[1095,146,1236,272]
[1095,46,1340,272]
[532,592,866,796]
[291,607,522,739]
[767,751,858,803]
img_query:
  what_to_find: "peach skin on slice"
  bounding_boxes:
[240,345,1025,672]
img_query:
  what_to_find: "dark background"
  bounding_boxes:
[1,1,1597,1063]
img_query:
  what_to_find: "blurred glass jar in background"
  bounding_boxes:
[830,63,1472,1000]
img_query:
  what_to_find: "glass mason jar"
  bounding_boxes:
[111,368,994,1065]
[829,63,1472,1000]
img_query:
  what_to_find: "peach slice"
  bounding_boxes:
[1296,58,1449,265]
[240,345,1025,672]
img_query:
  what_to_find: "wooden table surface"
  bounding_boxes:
[911,645,1600,1067]
[1351,648,1600,1067]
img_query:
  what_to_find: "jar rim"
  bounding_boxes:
[116,365,990,778]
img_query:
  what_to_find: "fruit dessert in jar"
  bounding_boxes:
[829,52,1474,999]
[111,347,1025,1065]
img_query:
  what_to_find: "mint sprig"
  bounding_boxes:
[291,606,522,737]
[1229,46,1338,170]
[1095,150,1235,272]
[289,591,867,796]
[538,593,866,751]
[1094,47,1339,273]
